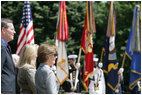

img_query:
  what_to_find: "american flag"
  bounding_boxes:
[16,1,34,55]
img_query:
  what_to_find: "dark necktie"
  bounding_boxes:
[7,45,12,53]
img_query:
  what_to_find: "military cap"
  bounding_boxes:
[93,54,99,62]
[68,54,78,60]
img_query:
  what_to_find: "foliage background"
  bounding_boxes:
[1,1,141,93]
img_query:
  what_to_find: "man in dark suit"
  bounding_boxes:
[1,18,16,93]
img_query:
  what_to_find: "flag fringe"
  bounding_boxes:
[56,74,69,85]
[125,51,132,60]
[107,77,121,91]
[84,70,94,82]
[131,70,141,75]
[82,80,88,91]
[129,77,141,90]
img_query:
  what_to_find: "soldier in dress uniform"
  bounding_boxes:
[62,55,81,93]
[88,54,106,94]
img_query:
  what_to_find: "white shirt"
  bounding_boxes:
[89,67,106,94]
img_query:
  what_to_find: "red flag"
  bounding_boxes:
[59,1,69,41]
[81,1,96,91]
[16,1,34,55]
[56,1,69,85]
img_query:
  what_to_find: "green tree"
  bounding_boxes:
[1,1,141,93]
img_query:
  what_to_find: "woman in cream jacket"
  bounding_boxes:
[17,44,39,94]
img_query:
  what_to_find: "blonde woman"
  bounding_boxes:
[35,44,58,94]
[12,54,19,67]
[17,44,39,94]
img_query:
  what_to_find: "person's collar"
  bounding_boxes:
[1,38,8,46]
[41,63,51,69]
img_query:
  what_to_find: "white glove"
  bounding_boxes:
[137,81,141,91]
[98,62,103,68]
[118,68,124,74]
[76,63,80,69]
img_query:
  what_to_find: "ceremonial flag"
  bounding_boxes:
[58,1,69,41]
[57,41,69,84]
[81,1,96,91]
[16,1,34,55]
[103,2,120,93]
[56,1,69,85]
[125,27,133,60]
[128,5,141,90]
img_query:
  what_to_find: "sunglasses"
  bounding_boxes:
[47,52,57,57]
[53,53,57,56]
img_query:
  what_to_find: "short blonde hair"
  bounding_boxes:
[12,54,19,67]
[18,44,39,68]
[37,44,56,63]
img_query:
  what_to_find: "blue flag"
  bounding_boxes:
[125,27,133,59]
[103,2,121,93]
[129,52,141,89]
[127,5,141,90]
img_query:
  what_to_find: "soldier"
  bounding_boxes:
[62,55,81,93]
[88,54,106,94]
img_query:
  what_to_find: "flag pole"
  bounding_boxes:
[77,48,82,63]
[121,52,126,68]
[72,48,82,91]
[100,47,105,63]
[117,51,126,92]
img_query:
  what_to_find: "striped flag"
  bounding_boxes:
[56,1,69,85]
[16,1,34,55]
[81,1,96,91]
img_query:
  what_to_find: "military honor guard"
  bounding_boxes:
[62,54,81,93]
[88,54,106,94]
